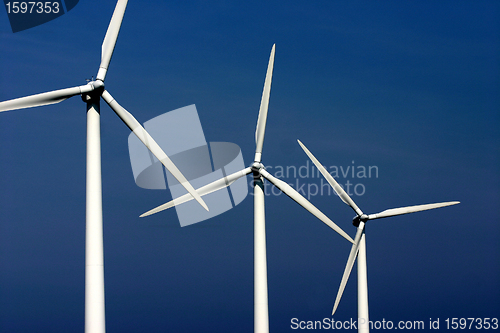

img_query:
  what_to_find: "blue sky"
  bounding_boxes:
[0,1,499,332]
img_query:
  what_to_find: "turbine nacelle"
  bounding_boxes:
[251,161,264,173]
[352,214,369,227]
[81,81,105,102]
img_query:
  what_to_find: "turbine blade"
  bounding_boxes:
[368,201,460,220]
[101,90,209,211]
[298,140,363,216]
[0,84,94,112]
[140,167,252,217]
[260,169,353,243]
[332,224,365,315]
[254,44,275,163]
[96,0,128,81]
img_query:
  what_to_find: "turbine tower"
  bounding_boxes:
[140,45,355,333]
[0,1,208,332]
[297,140,459,333]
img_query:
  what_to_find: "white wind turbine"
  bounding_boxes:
[0,1,209,332]
[140,44,355,333]
[297,140,459,333]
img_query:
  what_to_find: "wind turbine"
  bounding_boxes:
[297,139,459,333]
[0,1,209,332]
[140,44,355,333]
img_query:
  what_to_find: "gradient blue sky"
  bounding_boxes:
[1,1,499,332]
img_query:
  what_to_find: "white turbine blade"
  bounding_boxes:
[101,90,209,211]
[254,44,275,163]
[0,84,95,112]
[96,0,128,81]
[297,140,364,216]
[368,201,460,220]
[140,167,252,217]
[260,169,353,243]
[332,224,365,315]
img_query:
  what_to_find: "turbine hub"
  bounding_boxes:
[352,214,369,227]
[92,80,105,90]
[251,162,264,180]
[81,80,104,103]
[251,162,264,172]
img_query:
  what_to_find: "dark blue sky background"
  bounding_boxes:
[1,1,498,332]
